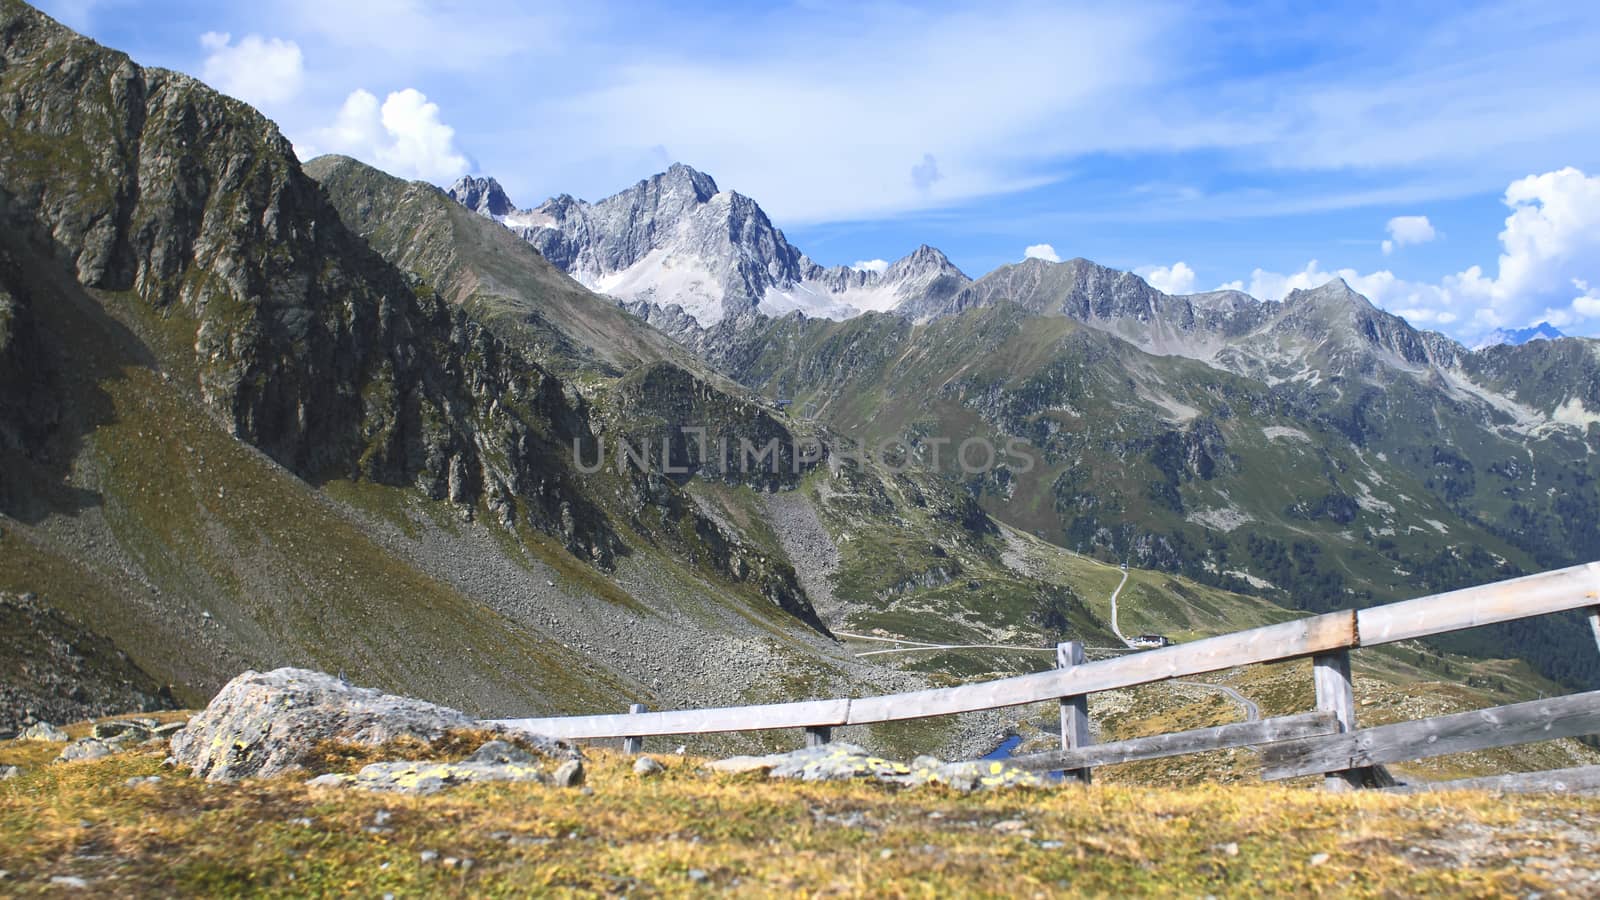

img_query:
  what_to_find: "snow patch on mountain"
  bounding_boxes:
[448,163,970,326]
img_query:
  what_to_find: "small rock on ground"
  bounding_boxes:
[552,759,585,788]
[633,756,665,777]
[711,743,1047,791]
[20,722,68,742]
[56,739,118,763]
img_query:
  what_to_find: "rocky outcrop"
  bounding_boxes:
[309,739,556,794]
[447,175,516,218]
[169,668,576,782]
[0,1,617,563]
[709,743,1048,791]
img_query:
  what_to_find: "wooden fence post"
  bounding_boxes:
[1057,641,1092,784]
[1588,606,1600,655]
[805,726,833,748]
[623,703,646,755]
[1312,650,1362,791]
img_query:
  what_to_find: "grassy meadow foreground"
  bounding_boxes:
[3,721,1600,897]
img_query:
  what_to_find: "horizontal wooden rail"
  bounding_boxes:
[491,561,1600,742]
[1382,764,1600,795]
[1357,562,1600,646]
[1261,689,1600,781]
[494,612,1355,739]
[1006,711,1337,773]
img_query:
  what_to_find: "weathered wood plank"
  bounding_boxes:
[1314,650,1363,792]
[804,726,832,748]
[843,611,1356,725]
[1057,641,1091,784]
[1262,689,1600,781]
[491,565,1600,742]
[1007,711,1338,772]
[1357,561,1600,646]
[493,698,852,740]
[1383,765,1600,795]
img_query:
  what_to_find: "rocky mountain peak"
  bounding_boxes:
[1474,321,1567,350]
[448,175,516,218]
[450,163,972,326]
[885,244,963,281]
[657,162,720,200]
[1283,277,1375,312]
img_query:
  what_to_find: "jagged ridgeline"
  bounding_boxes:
[669,266,1600,689]
[455,142,1600,692]
[0,0,932,730]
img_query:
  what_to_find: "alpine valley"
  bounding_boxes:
[2,0,1597,776]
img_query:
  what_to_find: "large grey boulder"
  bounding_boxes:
[169,668,572,782]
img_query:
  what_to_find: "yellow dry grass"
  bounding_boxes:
[3,728,1599,897]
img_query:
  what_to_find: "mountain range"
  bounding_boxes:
[1474,322,1567,350]
[454,158,1600,693]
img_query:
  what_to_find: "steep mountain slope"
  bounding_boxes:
[451,165,971,325]
[0,0,892,728]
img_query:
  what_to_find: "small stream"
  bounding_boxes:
[981,733,1064,781]
[981,734,1024,759]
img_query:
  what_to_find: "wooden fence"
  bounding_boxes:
[494,561,1600,792]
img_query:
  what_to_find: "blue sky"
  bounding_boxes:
[37,0,1600,341]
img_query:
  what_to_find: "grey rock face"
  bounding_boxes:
[168,668,576,782]
[447,175,517,218]
[632,756,664,777]
[0,5,621,565]
[0,764,19,780]
[456,165,969,326]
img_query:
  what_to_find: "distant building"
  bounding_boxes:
[1130,634,1172,649]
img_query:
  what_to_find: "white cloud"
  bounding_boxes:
[540,4,1165,223]
[282,0,558,67]
[1024,243,1062,264]
[1382,215,1435,255]
[199,32,304,109]
[1572,280,1600,318]
[1136,261,1196,295]
[851,259,889,274]
[1226,168,1600,339]
[312,89,469,183]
